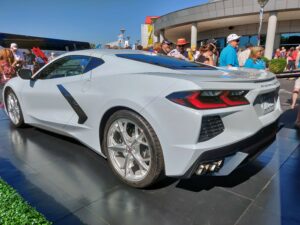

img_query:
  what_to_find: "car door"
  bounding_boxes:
[21,55,92,131]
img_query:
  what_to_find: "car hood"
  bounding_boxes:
[178,67,276,83]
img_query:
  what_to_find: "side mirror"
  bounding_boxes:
[18,69,33,80]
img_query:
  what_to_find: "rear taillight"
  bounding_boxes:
[166,90,249,109]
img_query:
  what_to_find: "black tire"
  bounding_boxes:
[5,89,25,128]
[102,110,165,188]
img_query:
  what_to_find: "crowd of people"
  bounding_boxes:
[0,43,56,105]
[0,43,55,80]
[140,33,271,70]
[274,46,300,71]
[138,33,300,73]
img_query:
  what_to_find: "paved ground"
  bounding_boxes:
[0,79,299,225]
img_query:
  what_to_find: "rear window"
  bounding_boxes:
[116,54,217,70]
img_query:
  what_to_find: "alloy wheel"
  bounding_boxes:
[6,92,21,125]
[107,119,152,182]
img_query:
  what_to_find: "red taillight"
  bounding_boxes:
[220,91,249,106]
[167,90,249,109]
[186,92,227,109]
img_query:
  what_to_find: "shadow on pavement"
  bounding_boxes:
[280,108,297,129]
[175,159,267,192]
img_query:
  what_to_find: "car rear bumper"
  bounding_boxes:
[180,119,279,178]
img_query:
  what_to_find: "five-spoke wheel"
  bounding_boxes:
[5,90,24,127]
[103,110,164,188]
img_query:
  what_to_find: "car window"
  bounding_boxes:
[37,55,91,80]
[116,54,217,70]
[84,57,105,73]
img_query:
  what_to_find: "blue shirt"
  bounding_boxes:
[219,45,239,67]
[244,58,266,70]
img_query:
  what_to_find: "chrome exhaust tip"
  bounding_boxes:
[196,159,224,175]
[195,165,205,175]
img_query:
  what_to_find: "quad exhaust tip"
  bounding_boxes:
[196,160,223,175]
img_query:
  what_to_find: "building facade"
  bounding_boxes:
[153,0,300,59]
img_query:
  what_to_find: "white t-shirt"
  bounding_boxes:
[168,49,188,60]
[12,50,25,62]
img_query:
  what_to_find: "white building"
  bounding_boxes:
[153,0,300,59]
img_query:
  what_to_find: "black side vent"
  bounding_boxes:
[199,116,225,142]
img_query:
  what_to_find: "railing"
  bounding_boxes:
[276,70,300,78]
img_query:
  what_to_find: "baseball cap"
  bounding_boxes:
[162,40,172,45]
[226,34,240,43]
[10,43,18,50]
[176,38,188,46]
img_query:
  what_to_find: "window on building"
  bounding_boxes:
[215,38,226,51]
[236,35,266,49]
[280,33,300,48]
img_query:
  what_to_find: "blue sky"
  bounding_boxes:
[0,0,208,45]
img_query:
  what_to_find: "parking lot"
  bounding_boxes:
[0,79,299,225]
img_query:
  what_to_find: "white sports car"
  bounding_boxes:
[2,50,282,188]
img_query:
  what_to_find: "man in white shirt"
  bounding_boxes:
[238,43,253,67]
[10,43,24,69]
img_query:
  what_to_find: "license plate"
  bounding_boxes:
[261,101,275,114]
[260,93,275,115]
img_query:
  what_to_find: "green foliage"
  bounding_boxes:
[0,178,51,225]
[261,56,270,67]
[268,58,287,74]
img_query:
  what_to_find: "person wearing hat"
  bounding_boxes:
[219,34,240,67]
[168,38,188,60]
[158,40,172,55]
[205,40,219,65]
[10,43,24,70]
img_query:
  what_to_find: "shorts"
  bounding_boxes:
[288,60,296,70]
[294,78,300,90]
